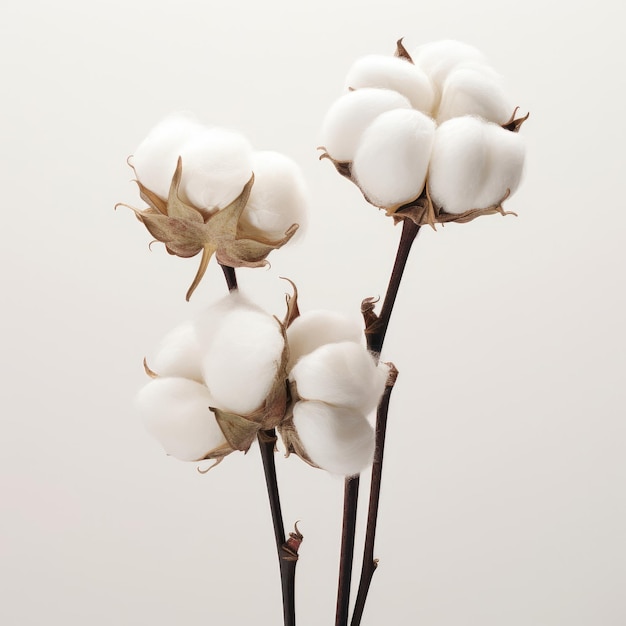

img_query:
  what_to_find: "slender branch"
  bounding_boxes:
[219,265,298,625]
[336,218,420,626]
[350,380,395,626]
[258,430,299,626]
[221,263,238,291]
[258,430,286,549]
[367,219,421,355]
[335,475,360,626]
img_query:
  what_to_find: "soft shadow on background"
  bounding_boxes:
[1,1,624,624]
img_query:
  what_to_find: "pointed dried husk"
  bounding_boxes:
[118,158,299,300]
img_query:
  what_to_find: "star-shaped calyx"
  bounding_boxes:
[118,158,299,300]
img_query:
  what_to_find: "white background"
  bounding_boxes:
[1,0,625,624]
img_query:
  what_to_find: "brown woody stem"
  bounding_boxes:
[258,430,299,626]
[335,218,420,626]
[350,382,395,626]
[221,264,238,291]
[219,265,298,626]
[335,475,360,626]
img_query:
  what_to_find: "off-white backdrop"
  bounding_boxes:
[1,0,624,624]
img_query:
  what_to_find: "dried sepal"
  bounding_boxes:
[211,408,260,452]
[120,158,299,300]
[282,522,304,561]
[281,277,300,329]
[277,416,320,469]
[360,296,380,334]
[198,441,238,471]
[383,361,399,388]
[502,107,530,133]
[392,185,515,230]
[143,357,158,379]
[395,38,413,62]
[276,379,318,468]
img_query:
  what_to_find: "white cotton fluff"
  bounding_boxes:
[132,113,204,200]
[437,65,512,125]
[411,40,486,99]
[428,116,489,213]
[292,401,375,475]
[137,377,226,462]
[429,116,525,213]
[177,127,253,210]
[344,55,435,115]
[352,108,435,208]
[320,88,412,162]
[290,342,388,416]
[149,321,204,383]
[473,122,525,209]
[240,151,309,240]
[200,302,285,415]
[285,310,363,370]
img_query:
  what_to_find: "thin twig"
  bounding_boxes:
[334,219,420,626]
[219,265,299,626]
[258,430,299,626]
[221,264,238,291]
[335,475,360,626]
[367,219,421,355]
[350,382,394,626]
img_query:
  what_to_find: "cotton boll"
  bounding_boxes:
[239,151,309,240]
[320,88,412,162]
[344,55,435,115]
[473,123,525,208]
[428,116,489,213]
[201,306,285,415]
[290,341,389,415]
[292,401,374,476]
[149,321,203,383]
[178,127,253,210]
[137,377,226,462]
[132,113,204,200]
[286,311,363,370]
[352,108,435,209]
[437,65,512,125]
[412,40,486,101]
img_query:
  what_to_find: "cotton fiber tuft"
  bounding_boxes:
[286,310,363,369]
[353,109,435,208]
[344,55,435,115]
[132,112,203,200]
[241,151,309,240]
[137,377,226,462]
[320,88,412,162]
[292,401,375,476]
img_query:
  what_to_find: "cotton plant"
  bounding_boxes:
[320,38,527,226]
[118,37,527,626]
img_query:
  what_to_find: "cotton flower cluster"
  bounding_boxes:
[136,291,389,475]
[119,113,309,299]
[320,40,526,223]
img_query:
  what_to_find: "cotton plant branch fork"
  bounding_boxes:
[335,218,420,626]
[220,263,302,626]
